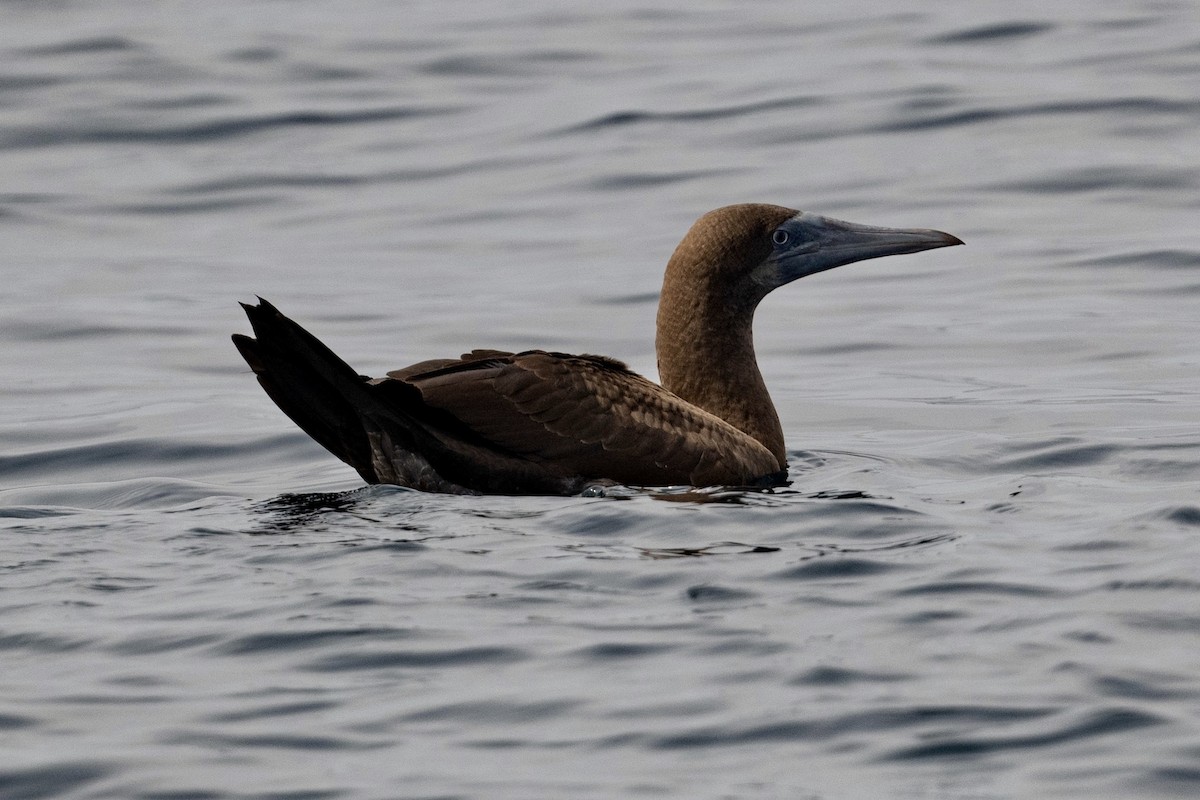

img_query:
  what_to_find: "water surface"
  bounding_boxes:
[3,2,1200,798]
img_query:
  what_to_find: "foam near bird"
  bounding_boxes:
[233,204,961,495]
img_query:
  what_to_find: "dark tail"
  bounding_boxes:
[232,299,381,482]
[234,299,575,494]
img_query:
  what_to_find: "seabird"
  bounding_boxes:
[233,204,961,495]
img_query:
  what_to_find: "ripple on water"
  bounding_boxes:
[572,641,675,660]
[771,557,908,581]
[0,438,300,500]
[214,626,418,656]
[1163,506,1200,526]
[0,477,244,512]
[0,632,94,653]
[1091,670,1198,702]
[105,633,221,656]
[984,438,1119,472]
[1070,249,1200,270]
[1,106,458,150]
[202,700,340,724]
[987,165,1195,194]
[683,584,758,603]
[883,707,1164,761]
[21,35,140,56]
[926,21,1057,44]
[0,763,112,800]
[789,666,912,686]
[650,704,1055,750]
[398,698,582,723]
[302,645,528,673]
[420,49,593,78]
[890,580,1066,599]
[1143,766,1200,796]
[872,97,1200,136]
[558,95,825,134]
[0,712,38,731]
[162,730,383,753]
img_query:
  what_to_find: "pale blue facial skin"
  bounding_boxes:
[762,211,963,288]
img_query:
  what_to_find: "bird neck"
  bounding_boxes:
[655,272,785,467]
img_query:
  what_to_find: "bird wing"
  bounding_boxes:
[380,350,782,488]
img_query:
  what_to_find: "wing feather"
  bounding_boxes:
[390,350,780,487]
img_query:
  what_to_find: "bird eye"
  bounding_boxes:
[772,229,790,246]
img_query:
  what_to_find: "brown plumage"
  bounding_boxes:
[233,204,961,495]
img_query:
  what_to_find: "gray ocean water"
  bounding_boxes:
[3,1,1199,798]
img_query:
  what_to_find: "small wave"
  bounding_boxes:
[651,704,1051,749]
[1163,506,1200,526]
[0,74,63,91]
[572,642,675,660]
[0,762,111,799]
[985,438,1118,471]
[584,169,736,191]
[125,92,232,111]
[163,730,382,752]
[988,166,1193,194]
[216,627,415,656]
[874,97,1200,134]
[927,22,1056,45]
[0,632,93,653]
[640,542,781,558]
[1102,578,1200,592]
[422,49,592,77]
[0,506,75,520]
[0,437,298,491]
[303,646,526,672]
[399,699,581,723]
[684,584,757,603]
[1119,613,1200,634]
[788,497,921,519]
[0,712,37,731]
[1070,249,1200,270]
[790,666,912,685]
[106,633,221,656]
[103,196,279,215]
[250,487,430,533]
[1143,766,1200,794]
[174,173,372,194]
[891,580,1064,599]
[4,321,186,342]
[203,700,339,724]
[21,36,140,56]
[594,291,659,307]
[225,46,282,63]
[883,707,1162,761]
[561,95,824,134]
[1092,672,1195,701]
[168,158,530,196]
[772,557,906,581]
[0,475,245,510]
[0,106,456,149]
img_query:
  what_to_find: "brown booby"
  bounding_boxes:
[233,204,961,495]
